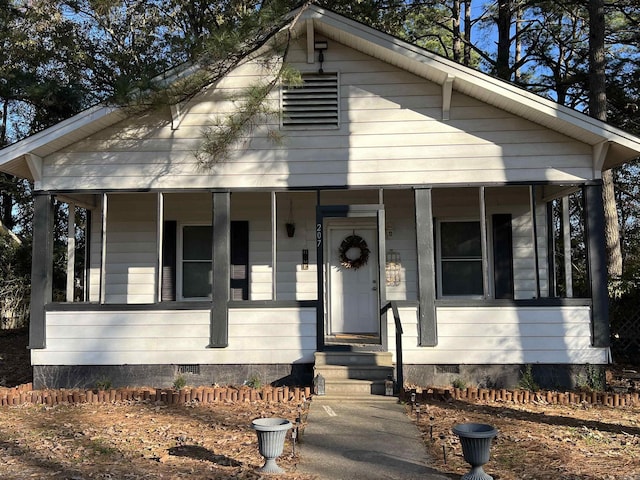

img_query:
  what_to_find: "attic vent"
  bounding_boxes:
[282,73,339,127]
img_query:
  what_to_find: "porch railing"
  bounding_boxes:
[381,301,403,393]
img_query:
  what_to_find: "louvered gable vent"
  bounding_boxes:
[282,73,339,127]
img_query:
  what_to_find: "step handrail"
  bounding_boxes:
[381,301,403,393]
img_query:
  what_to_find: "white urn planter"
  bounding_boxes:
[251,417,293,474]
[452,423,498,480]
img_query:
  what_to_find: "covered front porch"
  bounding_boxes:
[29,183,609,389]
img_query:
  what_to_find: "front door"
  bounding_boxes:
[327,223,379,335]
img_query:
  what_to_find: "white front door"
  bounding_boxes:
[327,224,379,335]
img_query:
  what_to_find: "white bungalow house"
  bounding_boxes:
[2,5,640,391]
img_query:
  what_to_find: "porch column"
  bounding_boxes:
[209,191,230,348]
[584,182,609,347]
[29,193,54,349]
[562,197,573,296]
[414,188,437,346]
[66,202,75,302]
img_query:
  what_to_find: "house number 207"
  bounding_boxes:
[316,223,322,247]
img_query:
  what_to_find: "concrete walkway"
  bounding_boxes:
[297,396,453,479]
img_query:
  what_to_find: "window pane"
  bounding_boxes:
[183,226,212,261]
[441,222,481,258]
[183,262,212,298]
[441,260,483,295]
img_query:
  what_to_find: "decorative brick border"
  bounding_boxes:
[403,386,640,408]
[4,383,637,408]
[0,383,312,406]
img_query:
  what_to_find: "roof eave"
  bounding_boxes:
[0,105,125,181]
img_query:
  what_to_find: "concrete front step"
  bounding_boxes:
[314,351,393,367]
[314,364,394,381]
[322,378,388,396]
[314,351,395,397]
[311,394,399,403]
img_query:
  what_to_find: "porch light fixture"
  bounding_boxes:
[314,40,328,73]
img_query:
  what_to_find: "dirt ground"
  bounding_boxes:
[415,398,640,480]
[1,329,640,479]
[0,328,31,387]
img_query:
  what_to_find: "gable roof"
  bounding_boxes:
[1,4,639,182]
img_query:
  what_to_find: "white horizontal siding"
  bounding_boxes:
[104,193,157,304]
[40,38,596,191]
[383,189,417,301]
[88,195,103,302]
[32,308,316,365]
[276,192,317,301]
[231,193,273,300]
[386,306,608,365]
[35,305,607,366]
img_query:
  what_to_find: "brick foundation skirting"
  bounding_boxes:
[0,383,312,406]
[402,386,640,408]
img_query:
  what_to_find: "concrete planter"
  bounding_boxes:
[452,423,498,480]
[251,417,292,473]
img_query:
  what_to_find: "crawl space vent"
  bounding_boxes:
[178,364,200,375]
[436,365,461,374]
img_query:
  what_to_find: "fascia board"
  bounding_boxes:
[0,105,122,161]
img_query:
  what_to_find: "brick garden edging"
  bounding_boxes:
[0,383,312,406]
[4,384,638,408]
[403,386,640,408]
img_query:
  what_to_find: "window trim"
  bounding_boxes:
[436,218,485,299]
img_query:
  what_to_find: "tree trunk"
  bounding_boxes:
[452,0,462,63]
[588,0,622,278]
[464,1,471,65]
[496,0,512,80]
[602,169,622,277]
[514,5,522,82]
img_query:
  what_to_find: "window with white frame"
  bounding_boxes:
[437,220,483,297]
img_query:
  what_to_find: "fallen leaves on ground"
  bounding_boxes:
[0,401,314,480]
[412,397,640,480]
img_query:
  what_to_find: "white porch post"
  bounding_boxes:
[562,196,573,297]
[156,192,164,303]
[529,186,541,298]
[99,193,108,304]
[66,202,75,302]
[479,187,490,298]
[271,191,277,300]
